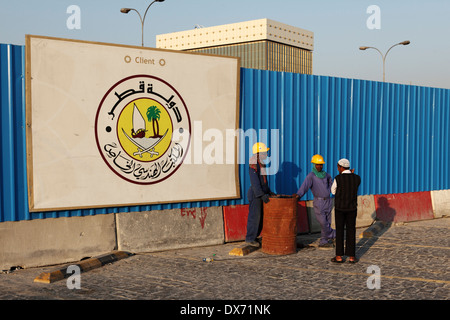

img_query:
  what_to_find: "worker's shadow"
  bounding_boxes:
[356,196,396,258]
[275,161,301,195]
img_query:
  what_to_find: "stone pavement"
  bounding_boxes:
[0,217,448,313]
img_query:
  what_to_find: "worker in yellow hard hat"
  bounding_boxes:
[311,154,326,165]
[293,154,335,248]
[245,142,274,247]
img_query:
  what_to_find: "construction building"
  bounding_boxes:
[156,18,314,74]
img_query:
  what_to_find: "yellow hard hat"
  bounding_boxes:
[252,142,270,154]
[311,154,325,164]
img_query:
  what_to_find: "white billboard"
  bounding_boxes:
[26,35,240,211]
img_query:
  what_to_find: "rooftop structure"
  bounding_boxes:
[156,18,314,74]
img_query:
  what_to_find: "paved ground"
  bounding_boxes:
[0,217,448,315]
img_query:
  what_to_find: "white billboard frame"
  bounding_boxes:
[25,35,240,212]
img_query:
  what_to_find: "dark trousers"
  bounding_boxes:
[245,196,263,242]
[335,209,357,257]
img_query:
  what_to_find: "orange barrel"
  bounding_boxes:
[261,195,298,255]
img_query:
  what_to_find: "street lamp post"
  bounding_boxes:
[359,41,410,82]
[120,0,165,47]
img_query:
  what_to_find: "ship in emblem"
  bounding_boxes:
[95,75,191,185]
[122,103,168,158]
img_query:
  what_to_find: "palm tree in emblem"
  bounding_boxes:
[146,106,162,138]
[122,104,169,159]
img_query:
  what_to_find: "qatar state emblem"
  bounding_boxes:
[95,75,191,184]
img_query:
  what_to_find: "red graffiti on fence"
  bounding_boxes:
[180,207,207,229]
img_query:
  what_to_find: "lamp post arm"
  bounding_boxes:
[384,43,401,60]
[141,0,158,47]
[365,47,385,82]
[365,47,384,60]
[383,43,403,82]
[128,8,143,25]
[121,0,163,47]
[360,41,410,82]
[142,0,157,24]
[125,8,144,46]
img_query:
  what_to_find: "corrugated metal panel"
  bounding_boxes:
[0,44,29,222]
[1,45,450,222]
[238,69,450,201]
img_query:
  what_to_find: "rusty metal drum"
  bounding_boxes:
[261,195,298,255]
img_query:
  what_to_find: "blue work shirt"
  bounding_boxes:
[247,161,271,201]
[296,172,332,199]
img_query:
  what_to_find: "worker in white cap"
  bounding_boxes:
[331,158,361,263]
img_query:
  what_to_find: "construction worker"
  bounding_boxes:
[245,142,274,247]
[293,154,335,248]
[330,158,361,263]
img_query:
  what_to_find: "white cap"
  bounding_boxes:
[338,158,350,168]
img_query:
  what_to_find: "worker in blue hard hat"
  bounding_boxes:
[245,142,274,247]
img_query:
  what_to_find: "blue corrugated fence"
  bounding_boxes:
[0,44,29,222]
[1,43,449,222]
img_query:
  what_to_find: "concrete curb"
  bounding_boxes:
[0,214,117,271]
[34,251,133,283]
[431,189,450,218]
[374,192,434,222]
[116,207,224,253]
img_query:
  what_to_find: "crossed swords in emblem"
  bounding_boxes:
[121,103,168,158]
[122,128,168,158]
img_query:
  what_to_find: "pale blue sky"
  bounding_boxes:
[1,0,449,89]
